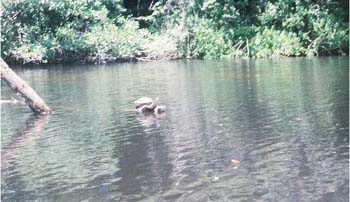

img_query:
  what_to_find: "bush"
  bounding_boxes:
[144,25,183,60]
[84,20,151,62]
[305,12,349,56]
[190,19,232,59]
[1,0,348,63]
[11,43,47,64]
[1,0,127,64]
[259,1,349,56]
[251,28,304,58]
[111,20,150,56]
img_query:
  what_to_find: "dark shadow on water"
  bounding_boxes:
[313,180,349,202]
[1,114,50,201]
[106,110,173,201]
[2,114,50,175]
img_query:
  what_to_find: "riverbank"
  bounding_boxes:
[2,1,348,66]
[5,50,182,66]
[5,51,347,67]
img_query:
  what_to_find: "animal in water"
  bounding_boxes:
[134,97,165,114]
[154,105,166,114]
[134,97,155,112]
[134,97,153,108]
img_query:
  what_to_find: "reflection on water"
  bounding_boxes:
[136,112,166,129]
[2,115,49,177]
[1,57,349,202]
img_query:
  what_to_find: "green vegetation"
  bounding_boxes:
[1,0,348,64]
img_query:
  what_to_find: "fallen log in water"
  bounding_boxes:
[0,58,52,114]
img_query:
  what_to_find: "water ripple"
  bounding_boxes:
[1,57,348,202]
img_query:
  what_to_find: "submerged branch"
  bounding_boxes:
[0,98,25,105]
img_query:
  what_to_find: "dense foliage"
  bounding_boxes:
[1,0,348,64]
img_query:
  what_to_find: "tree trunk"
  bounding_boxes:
[0,58,52,114]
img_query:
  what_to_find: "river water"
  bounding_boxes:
[1,57,349,202]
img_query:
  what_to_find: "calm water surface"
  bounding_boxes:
[1,57,349,202]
